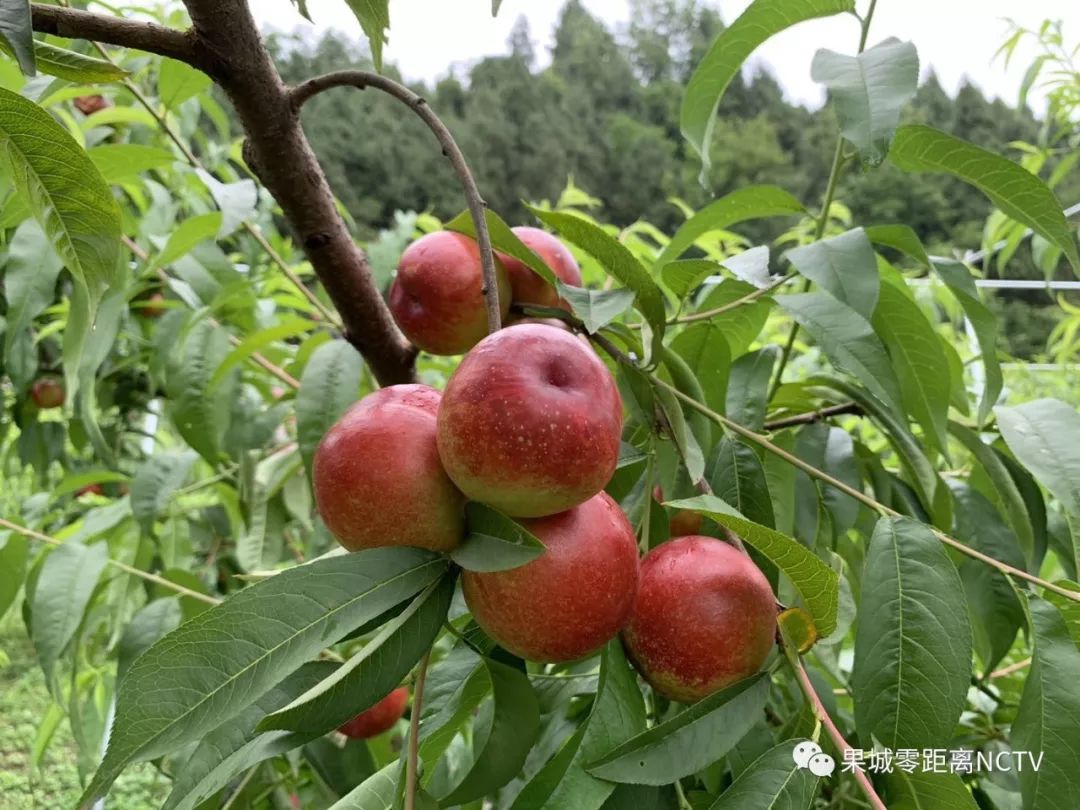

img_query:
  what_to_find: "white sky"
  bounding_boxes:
[250,0,1078,113]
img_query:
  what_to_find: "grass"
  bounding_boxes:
[0,615,170,809]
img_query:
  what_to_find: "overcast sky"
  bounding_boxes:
[250,0,1076,112]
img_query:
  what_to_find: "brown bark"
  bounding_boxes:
[29,1,417,385]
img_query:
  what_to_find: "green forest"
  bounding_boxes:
[269,1,1079,360]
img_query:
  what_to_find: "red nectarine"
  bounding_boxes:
[338,687,409,739]
[389,231,511,355]
[30,378,65,410]
[437,323,623,518]
[623,536,776,703]
[462,492,639,662]
[313,385,465,552]
[499,227,582,308]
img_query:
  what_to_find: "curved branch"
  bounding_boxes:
[30,4,201,67]
[291,70,503,333]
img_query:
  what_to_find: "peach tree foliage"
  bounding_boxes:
[0,1,1078,809]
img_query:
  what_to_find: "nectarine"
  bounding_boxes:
[338,687,409,739]
[623,536,776,703]
[313,385,465,552]
[499,227,582,308]
[462,492,639,662]
[437,323,623,518]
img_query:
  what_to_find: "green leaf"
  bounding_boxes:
[559,286,636,333]
[166,319,234,464]
[996,398,1080,519]
[157,57,212,109]
[0,0,34,75]
[452,503,547,572]
[669,495,837,637]
[655,384,706,483]
[0,531,28,621]
[296,339,364,480]
[777,292,902,414]
[707,436,775,529]
[530,207,666,358]
[852,516,972,749]
[885,769,978,810]
[865,224,932,269]
[950,482,1025,674]
[692,279,773,356]
[31,540,110,688]
[130,451,197,533]
[681,0,853,175]
[329,763,397,810]
[670,323,731,417]
[304,737,377,799]
[165,662,339,810]
[418,646,489,769]
[786,228,879,319]
[88,144,176,183]
[117,598,183,681]
[80,548,447,806]
[237,447,302,572]
[949,421,1035,563]
[722,245,776,289]
[0,86,122,307]
[21,39,127,83]
[261,575,453,734]
[1013,596,1080,810]
[446,207,557,288]
[811,38,919,166]
[655,186,804,266]
[660,259,719,300]
[210,317,317,390]
[890,125,1080,272]
[873,281,951,456]
[344,0,390,72]
[2,219,62,384]
[726,347,778,432]
[151,212,223,269]
[513,641,647,810]
[932,260,1001,425]
[438,657,541,805]
[707,739,819,809]
[587,674,768,784]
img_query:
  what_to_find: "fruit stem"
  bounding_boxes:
[290,71,503,334]
[0,517,221,606]
[784,642,887,810]
[404,651,431,810]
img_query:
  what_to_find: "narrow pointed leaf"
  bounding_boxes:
[852,517,972,748]
[452,503,546,572]
[785,228,879,319]
[296,339,365,479]
[708,739,819,809]
[885,769,978,810]
[587,673,769,784]
[79,548,446,806]
[260,575,453,734]
[890,125,1080,272]
[0,0,34,74]
[681,0,854,174]
[655,186,804,266]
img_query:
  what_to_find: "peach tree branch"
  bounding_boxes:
[291,70,503,333]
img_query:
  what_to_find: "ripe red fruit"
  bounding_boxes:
[74,95,109,115]
[462,492,639,662]
[30,378,65,410]
[623,536,776,703]
[498,227,582,308]
[138,293,167,319]
[389,231,511,355]
[76,484,105,498]
[338,687,409,739]
[437,323,623,517]
[313,385,465,552]
[652,485,703,537]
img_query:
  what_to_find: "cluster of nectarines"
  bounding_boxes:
[314,228,777,736]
